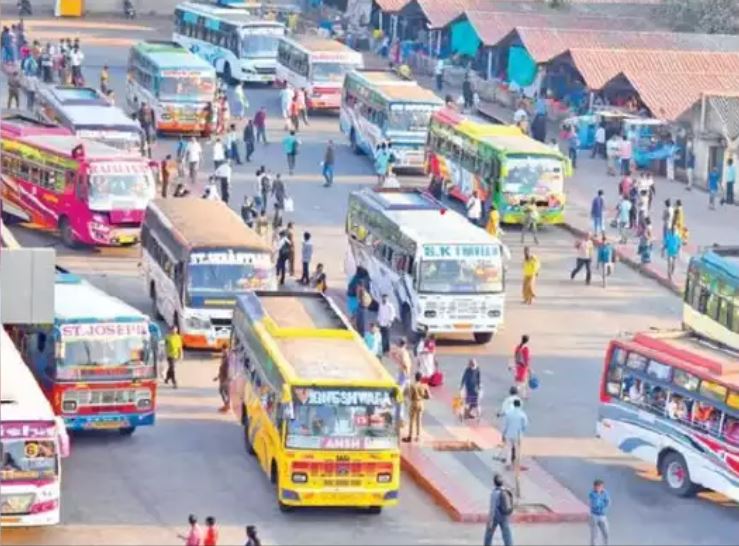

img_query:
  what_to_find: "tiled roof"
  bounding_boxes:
[374,0,412,13]
[706,94,739,140]
[415,0,467,28]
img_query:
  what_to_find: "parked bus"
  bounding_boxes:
[276,35,363,111]
[173,2,286,83]
[683,245,739,351]
[0,118,157,247]
[427,108,570,224]
[33,84,143,154]
[16,272,163,435]
[599,330,739,501]
[227,291,401,512]
[1,327,69,527]
[141,198,276,350]
[126,41,217,135]
[339,70,443,171]
[346,188,505,343]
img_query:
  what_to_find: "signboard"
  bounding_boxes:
[189,250,270,266]
[0,422,56,440]
[60,322,148,339]
[286,435,396,450]
[294,388,393,407]
[422,244,500,261]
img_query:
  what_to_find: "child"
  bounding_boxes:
[312,263,327,293]
[204,516,219,546]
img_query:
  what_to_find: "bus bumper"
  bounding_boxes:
[278,487,399,508]
[157,120,207,134]
[87,224,141,246]
[63,412,154,431]
[1,507,60,527]
[182,332,230,351]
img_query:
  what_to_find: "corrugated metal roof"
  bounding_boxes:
[706,94,739,140]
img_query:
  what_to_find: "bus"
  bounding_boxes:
[339,70,443,171]
[683,246,739,351]
[227,291,401,512]
[141,198,276,350]
[346,188,505,344]
[126,41,217,135]
[0,118,157,248]
[426,108,571,224]
[33,84,143,155]
[276,36,364,111]
[16,272,163,434]
[599,330,739,501]
[1,327,69,527]
[173,2,286,84]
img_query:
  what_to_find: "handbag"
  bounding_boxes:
[528,375,540,390]
[284,196,294,212]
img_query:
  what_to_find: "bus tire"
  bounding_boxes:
[149,284,163,321]
[243,408,256,456]
[350,130,361,155]
[59,216,76,248]
[473,332,493,344]
[660,451,698,498]
[119,426,136,436]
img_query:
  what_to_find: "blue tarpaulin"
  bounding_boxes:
[507,46,536,87]
[451,20,480,57]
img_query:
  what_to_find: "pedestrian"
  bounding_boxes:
[243,118,255,162]
[403,371,430,442]
[520,198,540,245]
[588,479,611,546]
[637,217,653,265]
[177,514,202,546]
[660,199,674,257]
[374,143,390,186]
[355,283,369,336]
[241,196,257,228]
[297,87,309,126]
[312,262,327,293]
[185,137,202,185]
[40,43,53,83]
[211,137,226,170]
[462,73,474,111]
[300,231,313,285]
[322,140,335,187]
[214,160,232,204]
[616,194,632,244]
[522,247,540,305]
[285,222,296,276]
[203,101,214,138]
[204,516,219,546]
[164,325,183,389]
[590,190,605,235]
[466,191,482,225]
[160,154,174,198]
[364,322,382,357]
[619,134,632,175]
[460,359,482,419]
[254,106,268,144]
[725,157,735,205]
[20,53,38,110]
[276,230,291,286]
[377,294,396,355]
[483,474,514,546]
[258,167,272,214]
[202,177,221,201]
[511,335,532,399]
[99,64,110,94]
[175,136,187,178]
[592,123,606,159]
[565,125,578,169]
[502,398,528,468]
[272,173,286,227]
[6,70,20,109]
[234,83,249,119]
[596,234,615,287]
[245,525,261,546]
[282,130,299,175]
[672,199,685,237]
[69,43,84,86]
[434,57,444,91]
[570,233,593,285]
[497,386,522,418]
[485,204,501,238]
[214,352,230,413]
[226,123,242,164]
[280,84,292,127]
[392,337,413,395]
[684,141,695,190]
[289,95,300,132]
[415,331,436,381]
[664,227,682,282]
[708,165,721,210]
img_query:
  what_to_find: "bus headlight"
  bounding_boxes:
[292,472,308,483]
[136,398,152,409]
[377,473,392,483]
[62,400,78,413]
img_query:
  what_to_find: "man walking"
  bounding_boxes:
[377,294,397,355]
[214,159,232,204]
[708,165,721,210]
[592,123,606,159]
[725,157,735,205]
[403,372,430,443]
[164,325,183,389]
[434,58,444,91]
[570,233,593,285]
[6,70,20,109]
[272,173,286,228]
[616,195,632,244]
[282,130,299,175]
[185,137,202,186]
[225,123,241,165]
[160,154,174,198]
[660,199,674,257]
[243,118,255,162]
[322,140,335,187]
[521,199,540,245]
[502,398,528,469]
[521,246,540,305]
[588,479,611,546]
[664,227,682,282]
[466,191,482,225]
[300,232,313,285]
[214,352,230,413]
[590,190,605,235]
[254,106,268,144]
[684,142,695,190]
[211,137,226,170]
[483,474,514,546]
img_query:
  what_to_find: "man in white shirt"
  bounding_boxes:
[466,191,482,225]
[376,294,397,355]
[280,85,293,126]
[498,386,522,418]
[593,124,606,159]
[202,177,220,201]
[214,160,232,205]
[211,138,226,170]
[570,234,594,285]
[69,45,84,84]
[434,58,444,91]
[185,137,202,185]
[513,104,528,125]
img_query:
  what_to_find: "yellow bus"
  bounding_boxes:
[227,291,401,513]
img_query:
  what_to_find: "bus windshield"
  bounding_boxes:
[419,257,503,294]
[311,62,354,83]
[1,438,58,483]
[388,104,435,132]
[57,335,155,380]
[89,172,155,206]
[286,388,398,450]
[241,33,281,58]
[187,254,273,295]
[159,75,215,101]
[503,157,564,198]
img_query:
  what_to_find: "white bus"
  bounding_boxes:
[141,198,277,350]
[33,84,143,155]
[1,327,69,527]
[173,2,286,84]
[276,35,364,111]
[346,188,505,344]
[340,70,443,171]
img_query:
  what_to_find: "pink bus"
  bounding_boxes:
[1,117,157,247]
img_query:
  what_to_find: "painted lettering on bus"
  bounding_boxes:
[0,423,56,440]
[422,244,498,260]
[189,250,268,266]
[88,162,149,175]
[60,322,148,338]
[300,389,393,407]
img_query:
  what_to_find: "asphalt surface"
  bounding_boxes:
[2,15,737,545]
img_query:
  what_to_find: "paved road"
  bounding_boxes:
[3,16,738,546]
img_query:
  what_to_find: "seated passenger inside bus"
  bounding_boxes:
[723,417,739,445]
[646,385,666,413]
[692,401,719,432]
[666,394,690,422]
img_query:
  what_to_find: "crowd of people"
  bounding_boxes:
[178,515,262,546]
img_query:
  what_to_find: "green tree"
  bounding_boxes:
[663,0,739,33]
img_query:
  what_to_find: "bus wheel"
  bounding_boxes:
[473,332,493,344]
[149,284,163,321]
[661,451,698,497]
[366,506,382,515]
[59,217,76,248]
[243,409,256,456]
[350,130,361,155]
[119,426,136,436]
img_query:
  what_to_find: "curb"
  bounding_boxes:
[559,223,682,295]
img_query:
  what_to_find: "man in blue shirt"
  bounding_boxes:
[590,190,605,235]
[725,158,735,205]
[708,166,721,210]
[588,479,610,546]
[484,474,513,546]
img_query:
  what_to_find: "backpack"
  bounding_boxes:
[498,487,514,516]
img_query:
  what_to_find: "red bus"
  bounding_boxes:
[1,116,157,247]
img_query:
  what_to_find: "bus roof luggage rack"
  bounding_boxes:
[364,187,443,212]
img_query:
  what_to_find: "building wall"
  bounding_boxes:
[686,103,731,188]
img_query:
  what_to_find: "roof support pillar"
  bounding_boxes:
[487,48,493,80]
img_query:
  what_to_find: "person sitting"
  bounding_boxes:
[692,402,714,430]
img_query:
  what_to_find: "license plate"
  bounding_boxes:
[118,235,135,244]
[89,420,125,429]
[454,323,473,330]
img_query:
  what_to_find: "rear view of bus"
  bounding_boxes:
[228,292,400,513]
[1,327,69,527]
